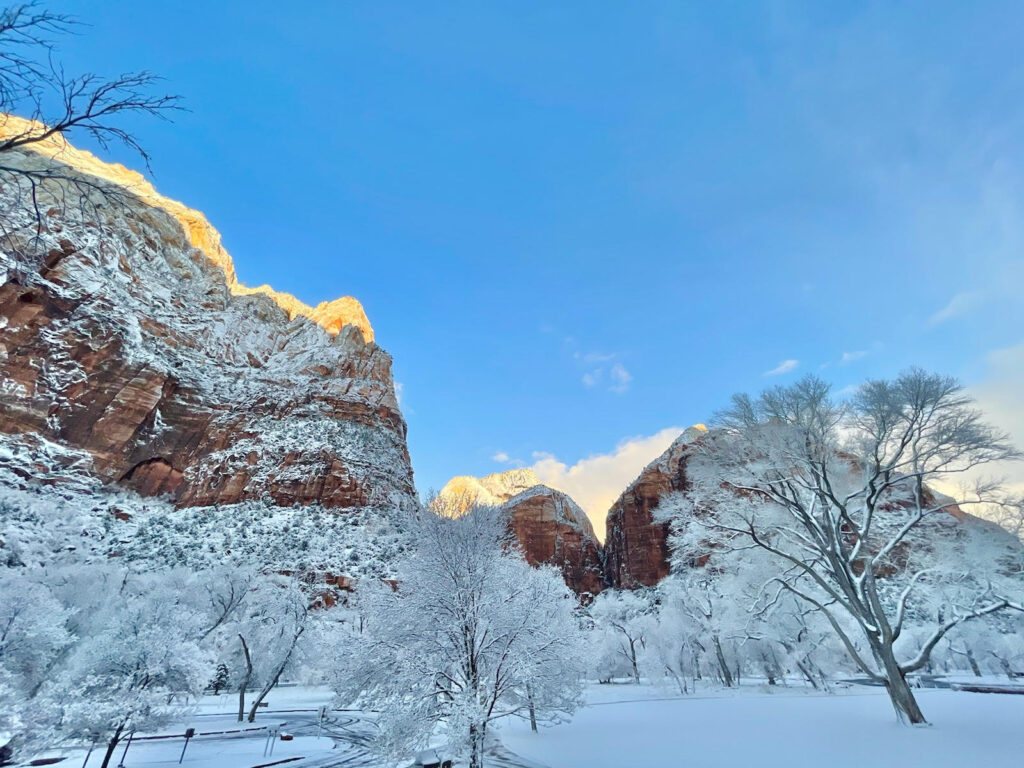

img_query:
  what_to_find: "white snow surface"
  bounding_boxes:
[29,683,1024,768]
[499,682,1024,768]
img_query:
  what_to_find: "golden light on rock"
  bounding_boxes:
[0,114,374,343]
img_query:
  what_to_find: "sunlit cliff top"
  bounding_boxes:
[0,114,374,343]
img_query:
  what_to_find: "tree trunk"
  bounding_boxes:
[667,666,688,695]
[876,642,927,725]
[713,635,733,687]
[98,721,125,768]
[966,648,982,677]
[237,634,253,722]
[884,672,926,725]
[247,627,304,722]
[795,659,819,690]
[469,723,484,768]
[80,736,98,768]
[989,652,1014,680]
[628,638,640,684]
[527,685,538,732]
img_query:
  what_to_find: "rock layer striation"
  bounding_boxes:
[0,118,415,521]
[432,468,605,594]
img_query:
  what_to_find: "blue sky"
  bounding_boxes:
[55,1,1024,528]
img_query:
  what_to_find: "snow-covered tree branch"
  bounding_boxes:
[657,369,1024,724]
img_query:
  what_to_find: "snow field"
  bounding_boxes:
[499,684,1024,768]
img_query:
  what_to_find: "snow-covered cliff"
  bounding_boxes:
[0,118,416,576]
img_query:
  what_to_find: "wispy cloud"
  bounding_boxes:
[574,350,615,365]
[840,350,867,365]
[929,292,982,326]
[394,381,414,414]
[531,426,685,541]
[609,364,632,394]
[492,451,510,463]
[567,340,633,394]
[764,359,799,376]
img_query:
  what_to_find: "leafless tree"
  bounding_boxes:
[667,370,1024,724]
[0,2,180,234]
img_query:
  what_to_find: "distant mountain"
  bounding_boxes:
[603,423,1022,590]
[432,469,604,595]
[431,468,542,518]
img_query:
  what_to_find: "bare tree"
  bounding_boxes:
[663,370,1024,724]
[588,590,650,684]
[0,2,180,233]
[0,2,179,156]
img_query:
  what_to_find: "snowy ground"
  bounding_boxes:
[29,682,1024,768]
[499,682,1024,768]
[33,686,376,768]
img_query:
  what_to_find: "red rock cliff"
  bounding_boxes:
[603,426,707,589]
[0,120,416,517]
[432,469,605,595]
[502,485,605,597]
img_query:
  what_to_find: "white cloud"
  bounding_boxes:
[574,350,615,364]
[492,451,510,463]
[394,381,414,414]
[840,350,867,365]
[929,291,982,326]
[971,342,1024,495]
[531,427,684,541]
[609,364,632,394]
[572,349,633,394]
[928,343,1024,523]
[764,359,799,376]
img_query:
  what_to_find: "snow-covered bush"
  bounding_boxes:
[331,507,585,768]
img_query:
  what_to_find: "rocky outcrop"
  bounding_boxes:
[603,424,1020,590]
[603,426,707,589]
[501,485,605,596]
[432,469,605,595]
[0,119,415,520]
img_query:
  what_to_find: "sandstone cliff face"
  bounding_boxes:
[603,426,707,589]
[603,424,1019,590]
[0,123,416,549]
[432,469,605,594]
[501,485,605,596]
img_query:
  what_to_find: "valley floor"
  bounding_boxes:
[499,681,1024,768]
[29,681,1024,768]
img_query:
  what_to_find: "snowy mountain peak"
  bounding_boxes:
[431,468,542,518]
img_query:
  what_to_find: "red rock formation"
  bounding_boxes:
[0,124,416,517]
[502,485,605,597]
[602,425,1018,590]
[432,469,605,595]
[603,426,706,589]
